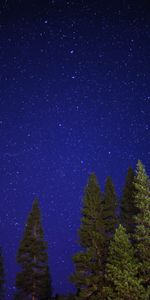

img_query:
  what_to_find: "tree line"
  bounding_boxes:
[0,160,149,299]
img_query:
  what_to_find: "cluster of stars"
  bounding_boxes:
[0,0,150,298]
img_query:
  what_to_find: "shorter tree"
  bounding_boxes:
[15,198,52,300]
[133,160,150,295]
[104,224,146,300]
[0,248,5,300]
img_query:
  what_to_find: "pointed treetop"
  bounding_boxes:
[104,176,117,197]
[87,172,98,185]
[83,172,102,202]
[134,160,150,203]
[136,160,149,178]
[126,166,135,180]
[32,197,39,207]
[105,176,113,184]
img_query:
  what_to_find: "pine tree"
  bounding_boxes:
[0,248,5,300]
[15,198,52,300]
[120,167,136,235]
[71,173,105,299]
[133,160,150,295]
[104,224,145,300]
[103,176,117,247]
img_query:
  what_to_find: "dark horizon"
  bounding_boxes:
[0,0,150,298]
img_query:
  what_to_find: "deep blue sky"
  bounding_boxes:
[0,0,150,298]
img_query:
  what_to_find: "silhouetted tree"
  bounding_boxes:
[15,198,52,300]
[103,176,118,252]
[71,173,105,299]
[120,167,136,235]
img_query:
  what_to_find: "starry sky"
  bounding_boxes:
[0,0,150,298]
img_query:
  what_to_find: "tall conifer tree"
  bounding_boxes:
[15,198,52,300]
[71,173,105,299]
[104,224,145,300]
[120,167,136,234]
[0,248,5,300]
[103,176,117,244]
[133,160,150,295]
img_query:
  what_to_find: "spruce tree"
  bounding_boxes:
[15,198,52,300]
[120,167,136,235]
[133,160,150,295]
[103,176,117,246]
[71,173,105,299]
[0,248,5,300]
[104,224,145,300]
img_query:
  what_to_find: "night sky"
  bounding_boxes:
[0,0,150,298]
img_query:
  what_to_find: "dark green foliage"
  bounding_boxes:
[15,198,52,300]
[103,176,118,246]
[120,167,136,234]
[104,224,146,300]
[133,160,150,296]
[0,248,5,300]
[71,173,105,299]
